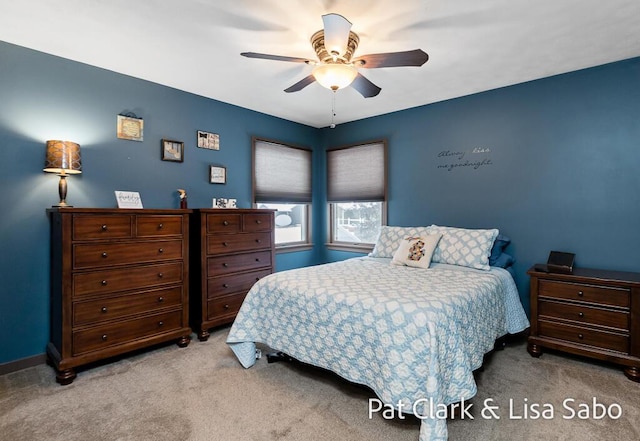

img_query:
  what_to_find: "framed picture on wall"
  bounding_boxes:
[210,165,226,184]
[161,139,184,162]
[197,131,220,150]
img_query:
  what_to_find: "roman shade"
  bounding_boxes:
[327,140,386,202]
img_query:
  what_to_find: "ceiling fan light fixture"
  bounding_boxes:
[312,63,358,91]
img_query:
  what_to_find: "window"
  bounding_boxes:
[253,137,312,250]
[327,140,387,251]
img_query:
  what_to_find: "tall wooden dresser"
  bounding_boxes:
[527,266,640,382]
[190,209,275,341]
[47,208,192,384]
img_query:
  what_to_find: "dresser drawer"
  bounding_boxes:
[538,280,630,308]
[136,215,183,237]
[207,292,247,320]
[243,213,272,232]
[73,240,183,269]
[539,300,629,331]
[207,250,272,276]
[538,320,629,353]
[73,286,183,326]
[207,214,241,234]
[207,269,271,299]
[73,215,132,240]
[73,262,182,297]
[72,310,183,355]
[207,232,271,254]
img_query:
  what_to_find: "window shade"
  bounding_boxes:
[254,139,312,203]
[327,141,386,202]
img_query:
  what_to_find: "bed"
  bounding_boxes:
[226,225,530,441]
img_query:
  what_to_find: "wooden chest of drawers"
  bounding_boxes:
[190,209,275,341]
[47,208,192,384]
[527,266,640,382]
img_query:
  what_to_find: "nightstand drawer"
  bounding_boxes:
[539,300,629,330]
[73,286,183,326]
[73,215,132,240]
[72,310,183,355]
[207,250,272,276]
[538,320,628,353]
[539,280,630,308]
[207,232,271,254]
[207,269,271,298]
[207,292,247,320]
[243,213,273,232]
[73,240,183,269]
[73,262,183,297]
[136,216,183,237]
[207,214,241,234]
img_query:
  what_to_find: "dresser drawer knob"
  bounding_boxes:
[223,263,228,267]
[256,220,262,224]
[578,312,584,318]
[158,296,164,303]
[101,307,108,313]
[158,272,164,278]
[223,242,229,247]
[256,277,260,281]
[578,334,584,340]
[101,280,108,286]
[158,321,164,327]
[101,334,108,341]
[578,291,584,297]
[256,258,260,262]
[223,283,229,288]
[256,239,261,243]
[158,223,164,229]
[101,252,108,258]
[158,248,164,253]
[101,224,108,231]
[224,304,230,310]
[223,221,229,226]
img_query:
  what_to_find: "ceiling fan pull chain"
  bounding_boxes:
[330,91,337,129]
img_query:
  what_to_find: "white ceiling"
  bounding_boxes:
[1,0,639,128]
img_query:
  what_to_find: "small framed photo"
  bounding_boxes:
[197,131,220,150]
[117,114,144,142]
[161,139,184,162]
[213,198,236,208]
[210,165,226,184]
[114,191,143,209]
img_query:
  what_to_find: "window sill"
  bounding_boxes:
[275,244,314,254]
[326,243,373,254]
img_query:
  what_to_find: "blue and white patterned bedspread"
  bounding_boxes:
[226,257,529,441]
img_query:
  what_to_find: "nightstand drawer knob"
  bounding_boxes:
[101,307,108,313]
[256,220,262,224]
[101,280,108,286]
[223,242,229,247]
[158,223,164,229]
[255,258,260,262]
[223,221,229,226]
[578,291,584,297]
[158,296,164,303]
[101,334,108,341]
[223,284,229,288]
[223,263,228,267]
[158,272,164,278]
[256,239,261,243]
[578,312,584,318]
[224,304,230,310]
[158,248,164,253]
[158,321,164,327]
[101,252,108,258]
[101,225,108,231]
[578,334,584,340]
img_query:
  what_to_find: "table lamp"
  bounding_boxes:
[43,140,82,207]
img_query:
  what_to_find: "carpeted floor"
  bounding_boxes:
[1,328,638,441]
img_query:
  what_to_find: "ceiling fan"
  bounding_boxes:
[241,13,429,98]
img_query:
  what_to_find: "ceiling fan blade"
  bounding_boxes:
[351,73,381,98]
[352,49,429,68]
[322,13,352,57]
[241,52,314,64]
[284,75,316,93]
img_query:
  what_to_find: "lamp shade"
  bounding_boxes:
[44,140,82,174]
[312,63,358,91]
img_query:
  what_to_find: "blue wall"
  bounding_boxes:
[0,41,320,364]
[322,57,640,310]
[2,38,639,366]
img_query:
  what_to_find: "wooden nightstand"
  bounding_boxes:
[527,266,640,382]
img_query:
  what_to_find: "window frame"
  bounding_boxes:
[252,137,313,253]
[326,139,388,253]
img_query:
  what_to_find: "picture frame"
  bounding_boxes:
[197,130,220,150]
[117,114,144,142]
[210,165,226,184]
[114,191,143,209]
[161,139,184,162]
[212,198,237,209]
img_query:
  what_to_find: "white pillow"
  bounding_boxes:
[369,226,432,258]
[391,234,442,269]
[427,225,499,271]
